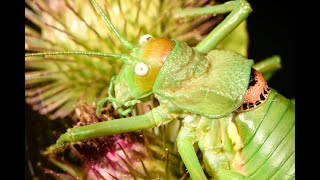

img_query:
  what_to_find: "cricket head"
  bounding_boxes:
[87,0,176,101]
[89,0,177,101]
[116,35,175,101]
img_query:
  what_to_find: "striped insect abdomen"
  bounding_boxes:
[234,89,295,179]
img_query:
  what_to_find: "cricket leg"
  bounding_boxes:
[96,76,140,116]
[96,96,140,115]
[46,105,174,154]
[252,55,282,81]
[177,0,252,54]
[177,115,207,180]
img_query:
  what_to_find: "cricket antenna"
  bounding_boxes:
[91,0,135,50]
[25,51,134,64]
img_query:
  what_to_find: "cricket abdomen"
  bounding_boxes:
[234,89,295,179]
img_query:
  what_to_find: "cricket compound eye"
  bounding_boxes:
[135,62,149,76]
[139,34,154,45]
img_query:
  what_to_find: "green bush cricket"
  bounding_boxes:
[26,0,295,179]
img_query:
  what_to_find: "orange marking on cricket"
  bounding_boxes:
[142,37,175,66]
[239,68,270,111]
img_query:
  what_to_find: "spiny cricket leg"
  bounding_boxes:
[96,76,140,115]
[49,106,174,153]
[116,106,135,116]
[177,0,252,54]
[96,76,116,115]
[96,96,140,115]
[177,115,207,180]
[177,139,207,180]
[252,55,282,81]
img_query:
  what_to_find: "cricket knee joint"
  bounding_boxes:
[147,106,174,127]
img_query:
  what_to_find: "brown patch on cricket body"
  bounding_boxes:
[239,68,271,111]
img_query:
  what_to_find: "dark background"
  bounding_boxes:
[247,1,295,99]
[25,1,296,179]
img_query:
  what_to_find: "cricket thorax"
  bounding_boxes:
[239,68,271,111]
